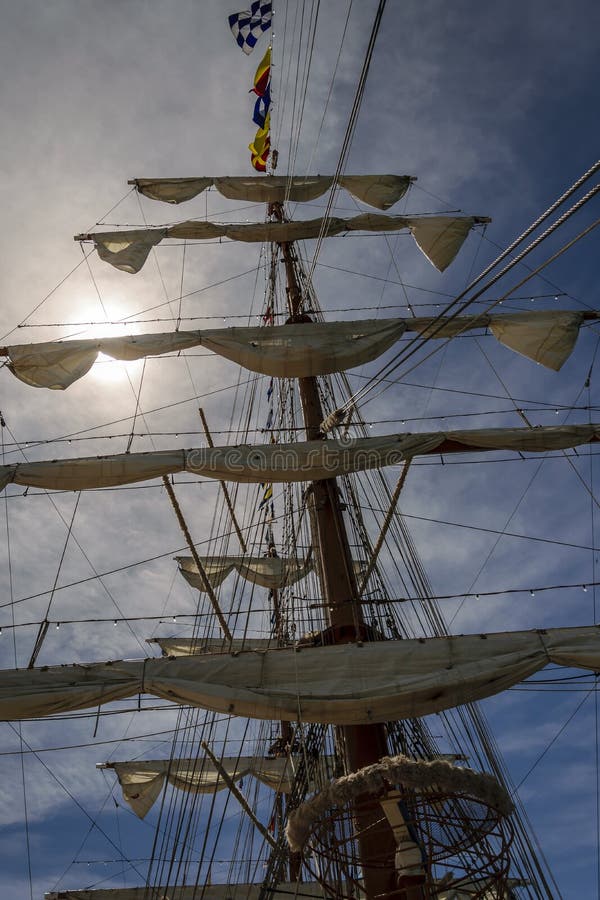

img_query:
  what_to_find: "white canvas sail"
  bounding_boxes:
[2,625,599,724]
[196,318,407,378]
[103,755,300,819]
[132,173,413,209]
[43,880,509,899]
[411,309,587,370]
[176,554,313,591]
[2,310,586,390]
[1,423,598,492]
[2,319,409,389]
[91,228,166,274]
[147,637,282,656]
[2,331,205,390]
[43,880,511,899]
[45,885,326,899]
[79,214,488,274]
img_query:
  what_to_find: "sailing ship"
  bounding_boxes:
[0,3,599,899]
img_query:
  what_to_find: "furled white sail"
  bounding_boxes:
[147,637,281,657]
[43,880,507,899]
[103,755,298,819]
[176,554,314,591]
[2,311,587,389]
[1,423,598,492]
[197,318,408,378]
[133,176,214,203]
[2,331,205,390]
[3,319,407,389]
[78,214,487,274]
[412,309,586,372]
[45,884,326,899]
[2,625,600,724]
[1,319,408,388]
[132,174,413,209]
[92,228,166,274]
[487,310,584,371]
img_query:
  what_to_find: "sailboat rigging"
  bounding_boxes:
[1,3,599,899]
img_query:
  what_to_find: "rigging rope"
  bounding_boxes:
[348,213,600,413]
[7,721,147,883]
[342,174,600,411]
[306,0,388,281]
[27,491,81,669]
[2,417,33,900]
[343,211,600,418]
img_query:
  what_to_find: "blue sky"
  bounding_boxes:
[0,1,599,897]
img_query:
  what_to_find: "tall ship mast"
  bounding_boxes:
[0,3,599,899]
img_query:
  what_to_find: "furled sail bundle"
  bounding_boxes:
[177,556,362,595]
[411,308,589,371]
[1,319,408,388]
[131,173,414,208]
[101,755,304,819]
[176,554,313,591]
[45,885,326,899]
[1,423,599,492]
[1,310,590,390]
[76,213,490,274]
[147,637,282,656]
[1,625,599,724]
[43,879,514,899]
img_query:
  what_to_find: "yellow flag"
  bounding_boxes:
[249,113,271,171]
[251,47,271,96]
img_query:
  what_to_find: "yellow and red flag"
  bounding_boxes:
[249,111,271,171]
[251,47,271,97]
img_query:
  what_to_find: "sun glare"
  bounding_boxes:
[92,353,144,383]
[71,309,146,384]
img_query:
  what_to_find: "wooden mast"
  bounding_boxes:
[274,207,409,898]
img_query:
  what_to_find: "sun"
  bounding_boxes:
[64,306,146,384]
[91,352,144,383]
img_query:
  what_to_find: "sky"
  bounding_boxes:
[0,0,599,897]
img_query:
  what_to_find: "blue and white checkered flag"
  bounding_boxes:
[228,1,272,55]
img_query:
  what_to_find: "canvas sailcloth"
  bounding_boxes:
[2,310,585,390]
[147,637,284,656]
[133,173,413,209]
[176,554,313,591]
[45,885,327,899]
[1,423,599,492]
[104,755,300,819]
[82,214,488,274]
[1,625,600,724]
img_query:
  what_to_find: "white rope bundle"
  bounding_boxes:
[286,754,513,852]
